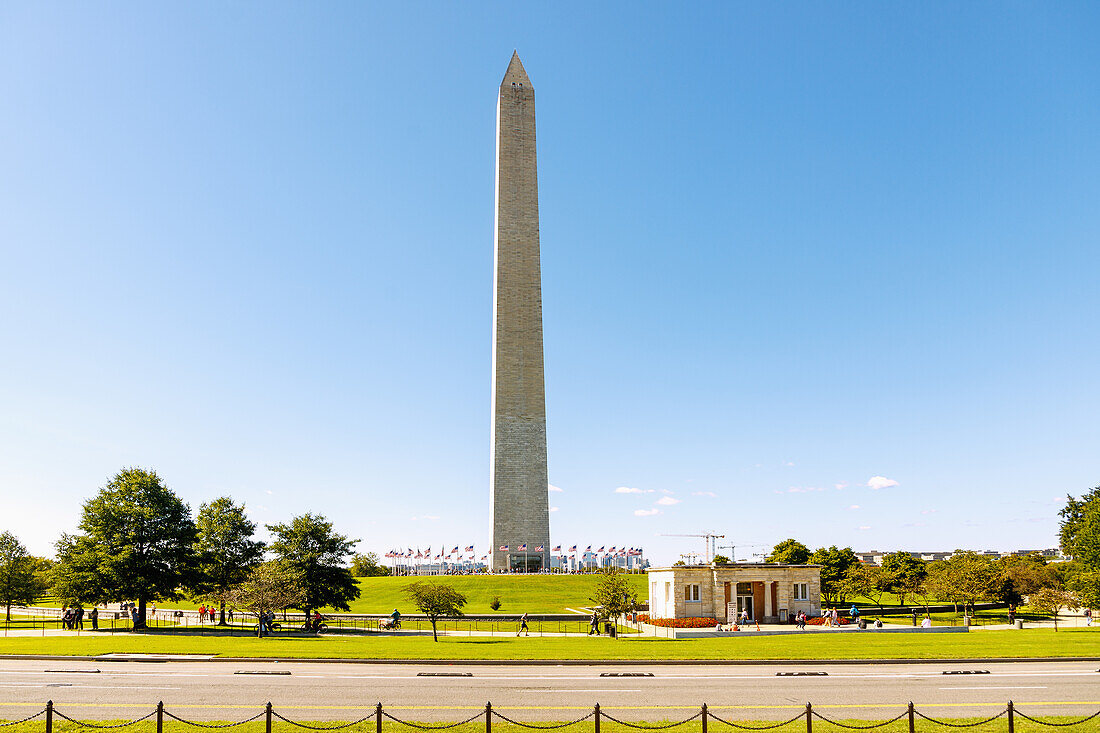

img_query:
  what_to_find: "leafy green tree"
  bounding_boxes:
[1060,487,1100,570]
[192,497,265,625]
[924,552,999,615]
[403,581,467,641]
[231,561,306,637]
[0,532,47,621]
[53,468,197,628]
[880,552,927,606]
[767,539,812,565]
[997,553,1057,606]
[842,564,890,611]
[589,567,639,628]
[810,546,860,605]
[1067,569,1100,611]
[710,554,731,565]
[266,514,360,618]
[350,552,391,577]
[1029,587,1079,631]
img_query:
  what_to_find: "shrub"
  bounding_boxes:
[488,595,501,611]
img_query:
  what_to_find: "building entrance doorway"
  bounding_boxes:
[510,555,543,573]
[735,582,754,620]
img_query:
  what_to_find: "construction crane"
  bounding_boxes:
[718,542,767,563]
[661,533,725,563]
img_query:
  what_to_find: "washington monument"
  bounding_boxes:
[490,52,551,572]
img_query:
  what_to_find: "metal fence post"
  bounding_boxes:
[701,704,708,733]
[46,700,53,733]
[594,703,601,733]
[157,701,164,733]
[805,703,811,733]
[485,702,492,733]
[1007,700,1014,733]
[907,702,914,733]
[376,703,382,733]
[266,702,272,733]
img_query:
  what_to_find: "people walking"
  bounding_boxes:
[517,612,529,637]
[589,611,600,636]
[89,607,99,630]
[76,606,85,630]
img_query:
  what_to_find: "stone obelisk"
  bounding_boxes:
[491,51,550,572]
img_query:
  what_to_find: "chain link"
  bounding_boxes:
[809,711,908,730]
[0,709,46,727]
[1014,709,1100,727]
[163,712,267,729]
[490,711,595,729]
[707,711,806,731]
[52,710,157,729]
[913,709,1007,728]
[381,711,484,730]
[598,711,703,730]
[270,712,371,730]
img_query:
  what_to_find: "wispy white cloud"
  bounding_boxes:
[858,525,872,531]
[785,461,796,467]
[692,491,718,498]
[634,508,660,517]
[616,487,654,494]
[848,505,861,510]
[265,490,273,495]
[920,509,937,515]
[787,486,827,493]
[659,489,674,495]
[549,506,559,512]
[834,482,848,491]
[548,484,564,493]
[656,496,680,506]
[867,476,899,490]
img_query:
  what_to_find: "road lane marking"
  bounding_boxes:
[937,682,1047,686]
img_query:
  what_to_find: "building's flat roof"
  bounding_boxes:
[650,563,821,571]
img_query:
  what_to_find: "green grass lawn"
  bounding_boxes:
[1,627,1097,660]
[26,575,650,615]
[0,712,1093,733]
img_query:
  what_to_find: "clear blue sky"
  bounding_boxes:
[2,2,1097,564]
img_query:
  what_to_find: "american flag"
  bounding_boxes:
[499,545,509,551]
[451,546,459,554]
[465,545,475,552]
[569,545,577,552]
[552,545,561,552]
[519,543,528,551]
[535,545,544,552]
[597,546,605,553]
[585,545,592,552]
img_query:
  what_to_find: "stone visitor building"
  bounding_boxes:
[648,564,822,623]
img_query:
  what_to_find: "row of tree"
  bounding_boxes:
[1,468,362,628]
[763,485,1100,616]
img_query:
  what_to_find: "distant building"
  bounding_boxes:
[648,564,821,624]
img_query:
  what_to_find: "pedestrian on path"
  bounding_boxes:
[589,611,600,636]
[517,612,529,637]
[89,607,99,630]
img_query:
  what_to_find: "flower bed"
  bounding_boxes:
[806,616,852,626]
[637,614,721,628]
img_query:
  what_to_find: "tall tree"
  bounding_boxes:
[0,532,47,621]
[997,553,1057,606]
[266,514,360,618]
[1060,487,1100,570]
[767,539,812,565]
[810,546,860,605]
[880,552,927,606]
[192,497,265,625]
[403,581,466,641]
[924,552,999,614]
[53,468,197,627]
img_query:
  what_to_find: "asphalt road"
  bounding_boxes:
[1,660,1098,722]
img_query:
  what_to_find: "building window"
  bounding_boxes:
[664,582,670,603]
[792,583,808,601]
[685,584,700,602]
[736,582,753,595]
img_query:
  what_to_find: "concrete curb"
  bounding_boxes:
[2,654,1099,665]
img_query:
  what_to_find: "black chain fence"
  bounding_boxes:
[1,701,1097,733]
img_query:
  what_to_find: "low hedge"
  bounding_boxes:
[637,614,722,628]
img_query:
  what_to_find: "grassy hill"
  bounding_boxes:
[28,574,650,615]
[345,574,649,614]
